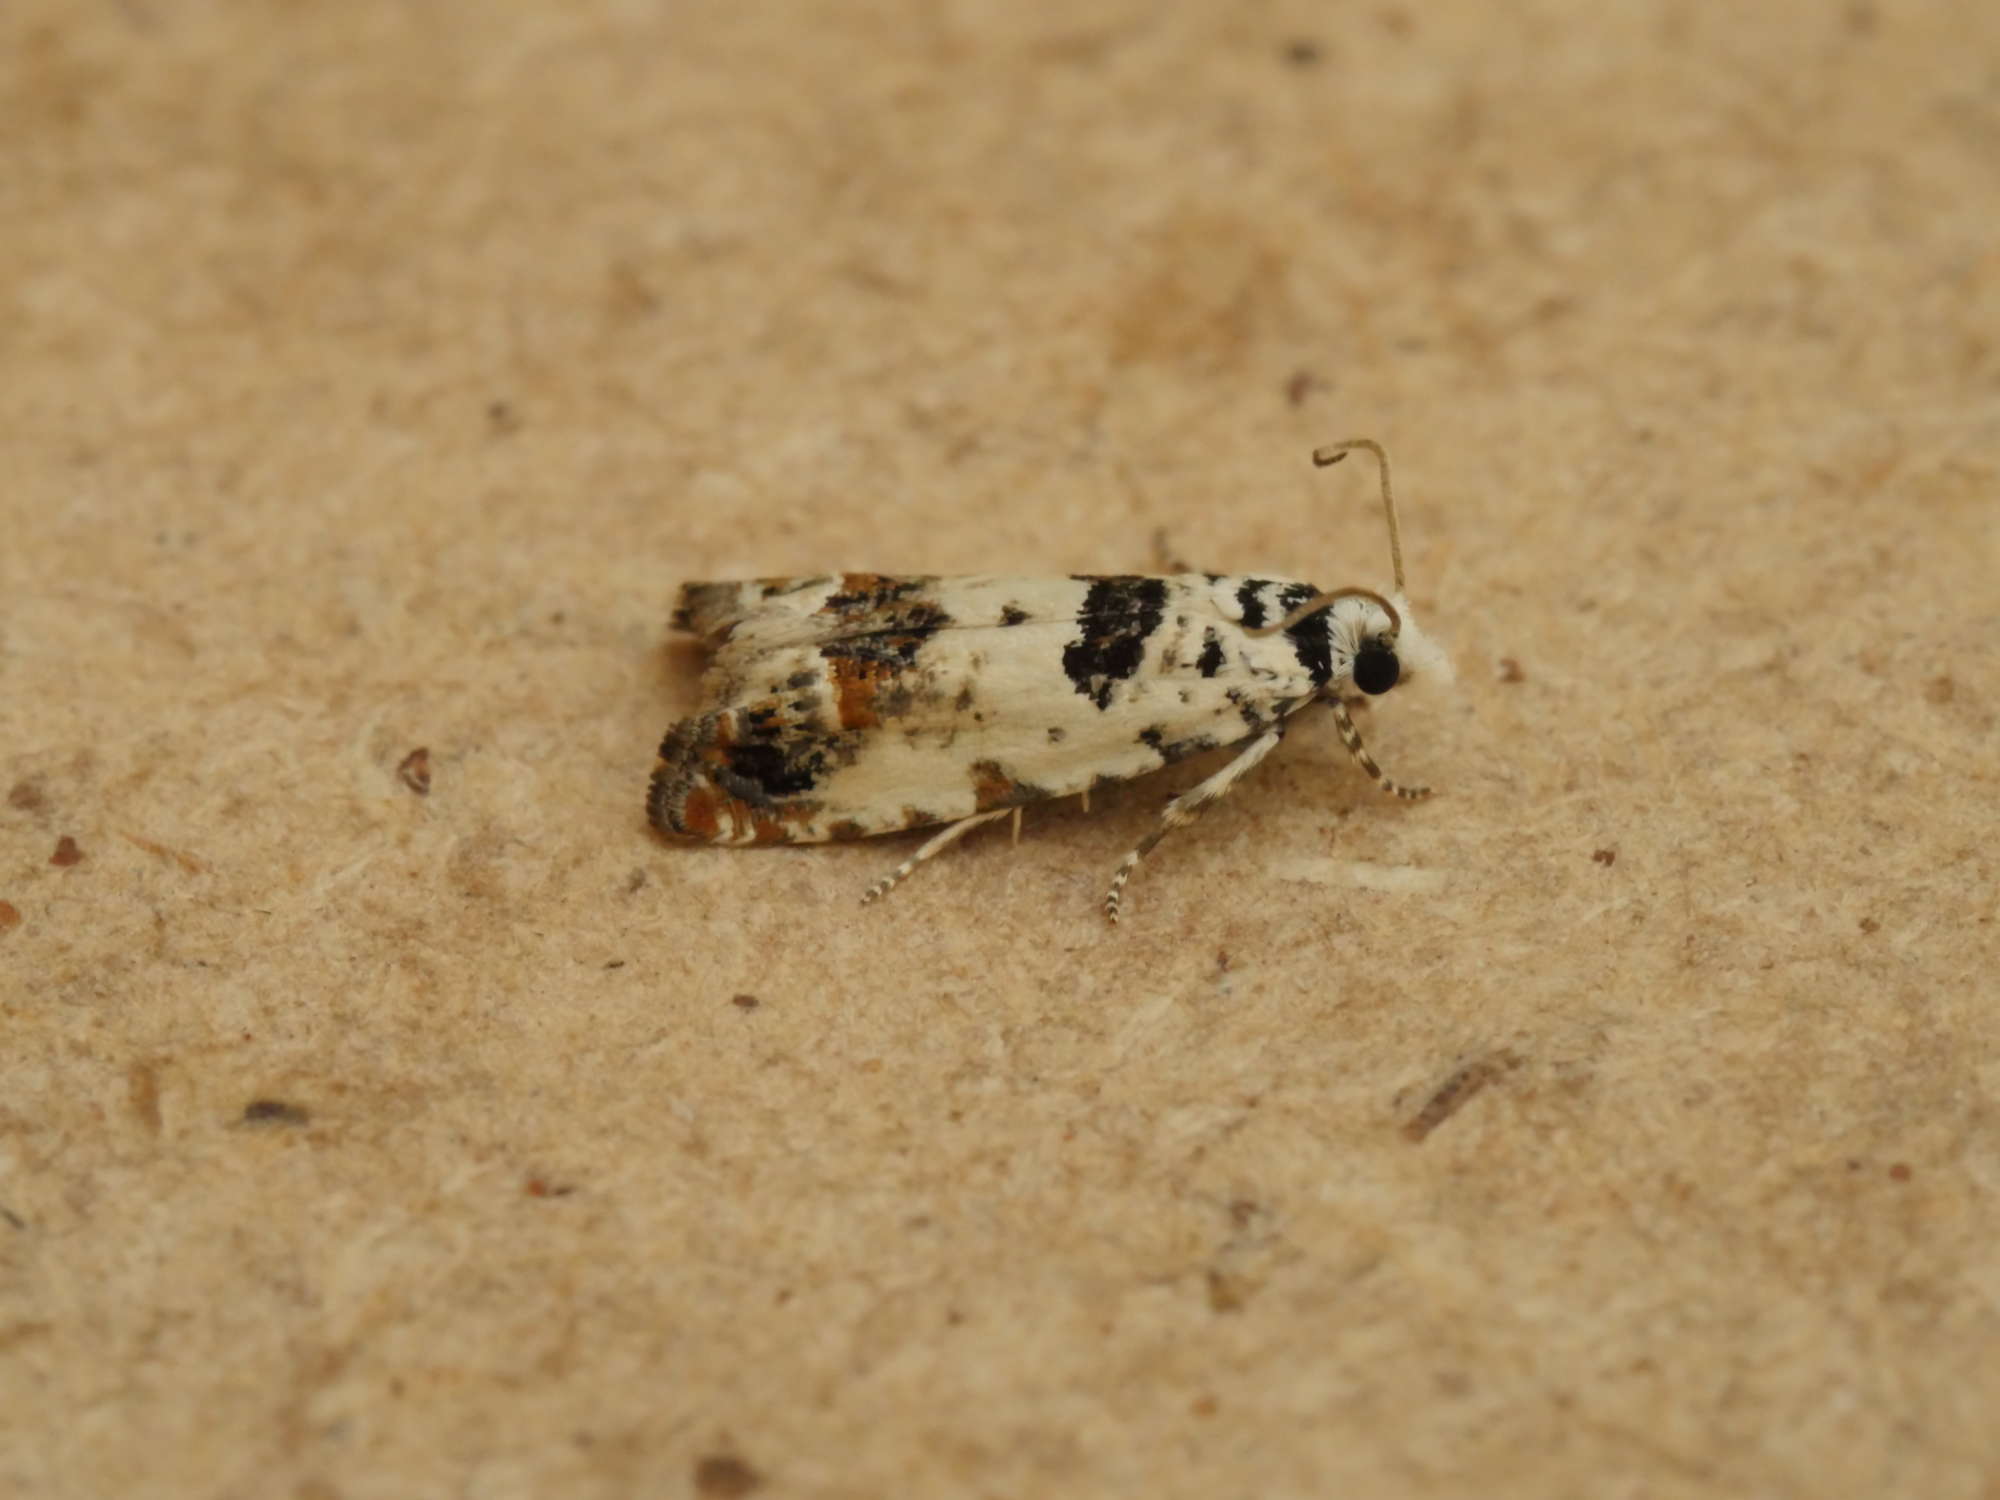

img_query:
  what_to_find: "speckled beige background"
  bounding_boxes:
[3,3,1998,1497]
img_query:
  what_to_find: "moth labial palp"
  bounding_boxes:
[646,439,1453,922]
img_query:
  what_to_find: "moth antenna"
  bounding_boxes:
[1245,585,1401,639]
[1243,440,1412,637]
[1313,438,1405,595]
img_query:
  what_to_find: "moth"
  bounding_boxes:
[648,439,1451,921]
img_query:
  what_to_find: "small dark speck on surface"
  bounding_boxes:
[1284,369,1324,405]
[526,1178,578,1198]
[0,901,21,933]
[6,780,47,813]
[1282,37,1322,65]
[1592,848,1616,866]
[1403,1051,1523,1142]
[1497,657,1526,683]
[1858,916,1880,934]
[694,1453,764,1497]
[397,747,432,796]
[0,1206,25,1231]
[1888,1162,1912,1182]
[604,959,626,969]
[1205,1268,1248,1313]
[731,993,761,1010]
[51,835,83,866]
[241,1099,310,1127]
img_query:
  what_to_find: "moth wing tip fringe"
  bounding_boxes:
[671,580,747,642]
[645,717,711,840]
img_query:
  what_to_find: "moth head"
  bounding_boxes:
[1351,603,1403,696]
[1368,590,1454,692]
[1248,439,1455,694]
[1311,588,1455,698]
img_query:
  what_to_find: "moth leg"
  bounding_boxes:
[1104,729,1286,925]
[861,809,1013,906]
[1329,699,1432,800]
[1010,807,1023,847]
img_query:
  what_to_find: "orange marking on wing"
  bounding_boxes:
[823,573,895,610]
[749,810,811,844]
[971,760,1018,813]
[828,655,892,729]
[676,778,819,846]
[674,785,726,840]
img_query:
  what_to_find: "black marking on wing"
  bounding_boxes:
[822,574,933,616]
[739,704,789,740]
[820,632,927,669]
[1235,579,1271,631]
[1276,582,1335,687]
[859,599,953,641]
[1139,724,1222,765]
[817,629,931,729]
[1226,686,1279,734]
[720,740,824,800]
[1000,604,1029,626]
[1062,576,1168,710]
[1196,629,1226,677]
[759,576,958,653]
[651,701,851,842]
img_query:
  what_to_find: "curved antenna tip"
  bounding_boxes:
[1309,438,1404,593]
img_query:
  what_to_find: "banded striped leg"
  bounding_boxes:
[1104,729,1285,924]
[861,809,1013,905]
[1329,700,1432,801]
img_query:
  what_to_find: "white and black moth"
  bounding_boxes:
[649,439,1452,922]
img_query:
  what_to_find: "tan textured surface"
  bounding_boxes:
[4,3,1998,1497]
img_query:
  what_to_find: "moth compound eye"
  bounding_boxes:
[1352,643,1400,695]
